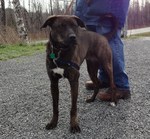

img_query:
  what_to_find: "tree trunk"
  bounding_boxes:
[1,0,6,27]
[12,0,28,43]
[49,0,53,15]
[0,0,6,42]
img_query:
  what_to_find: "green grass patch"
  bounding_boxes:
[129,32,150,39]
[0,43,45,61]
[133,32,150,37]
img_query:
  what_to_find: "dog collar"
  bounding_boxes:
[49,50,80,71]
[55,58,80,70]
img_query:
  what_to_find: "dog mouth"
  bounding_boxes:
[57,34,77,49]
[52,40,76,51]
[59,33,77,44]
[59,39,77,50]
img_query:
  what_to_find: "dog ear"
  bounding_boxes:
[41,16,57,28]
[72,16,86,28]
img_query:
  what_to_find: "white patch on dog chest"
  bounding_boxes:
[52,67,64,77]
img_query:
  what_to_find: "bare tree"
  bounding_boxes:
[1,0,6,27]
[28,0,31,12]
[49,0,53,15]
[55,0,60,14]
[12,0,28,43]
[65,0,74,15]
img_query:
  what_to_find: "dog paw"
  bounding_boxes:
[86,98,94,103]
[70,125,81,133]
[110,102,116,107]
[109,100,118,107]
[45,122,57,130]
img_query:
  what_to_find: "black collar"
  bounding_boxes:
[49,53,80,70]
[55,58,80,70]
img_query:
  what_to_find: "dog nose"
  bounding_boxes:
[69,34,76,41]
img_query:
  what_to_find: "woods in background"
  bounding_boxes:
[128,0,150,29]
[0,0,150,44]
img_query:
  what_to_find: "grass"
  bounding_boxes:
[0,43,46,61]
[1,31,150,61]
[133,32,150,37]
[129,32,150,39]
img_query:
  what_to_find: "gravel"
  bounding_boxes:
[0,37,150,139]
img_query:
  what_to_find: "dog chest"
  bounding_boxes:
[52,67,64,77]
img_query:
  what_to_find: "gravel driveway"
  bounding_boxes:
[0,37,150,139]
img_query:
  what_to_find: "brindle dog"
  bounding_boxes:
[41,14,118,133]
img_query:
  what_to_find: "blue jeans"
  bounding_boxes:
[87,25,130,90]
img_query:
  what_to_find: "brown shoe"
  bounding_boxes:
[85,80,109,90]
[97,88,131,101]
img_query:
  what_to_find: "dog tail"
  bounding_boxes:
[100,13,119,41]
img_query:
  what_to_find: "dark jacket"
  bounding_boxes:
[75,0,130,28]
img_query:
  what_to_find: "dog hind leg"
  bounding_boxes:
[86,60,101,103]
[102,62,117,105]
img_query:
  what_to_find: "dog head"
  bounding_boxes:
[41,15,85,47]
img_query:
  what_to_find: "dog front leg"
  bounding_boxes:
[46,79,59,130]
[69,80,81,133]
[66,68,81,133]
